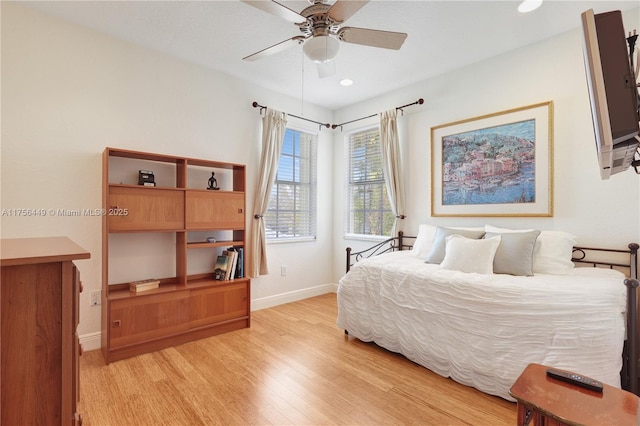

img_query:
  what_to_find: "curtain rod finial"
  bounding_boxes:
[252,101,266,116]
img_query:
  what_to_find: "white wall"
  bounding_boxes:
[1,3,335,348]
[332,7,640,280]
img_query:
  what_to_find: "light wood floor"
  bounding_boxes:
[79,293,516,425]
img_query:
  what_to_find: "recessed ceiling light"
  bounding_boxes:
[518,0,542,13]
[340,78,354,87]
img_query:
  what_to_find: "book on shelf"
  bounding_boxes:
[222,249,238,280]
[130,278,160,293]
[229,248,239,279]
[227,246,244,279]
[235,247,244,278]
[236,247,244,278]
[213,255,230,280]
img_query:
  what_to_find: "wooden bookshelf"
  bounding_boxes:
[102,147,250,363]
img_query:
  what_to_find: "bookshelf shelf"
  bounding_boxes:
[108,283,181,300]
[187,240,245,249]
[102,147,250,363]
[108,183,186,190]
[187,277,247,290]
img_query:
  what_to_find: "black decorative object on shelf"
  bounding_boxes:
[207,172,220,190]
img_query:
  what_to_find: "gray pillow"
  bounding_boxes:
[485,230,541,276]
[425,227,486,264]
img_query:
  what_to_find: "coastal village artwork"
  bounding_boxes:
[441,119,536,206]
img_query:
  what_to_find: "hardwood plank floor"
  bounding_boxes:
[79,293,516,425]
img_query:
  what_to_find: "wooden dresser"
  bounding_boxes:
[1,237,90,425]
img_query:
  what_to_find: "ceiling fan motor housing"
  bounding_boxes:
[298,3,341,37]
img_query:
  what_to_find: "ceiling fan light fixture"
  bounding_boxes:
[303,35,340,63]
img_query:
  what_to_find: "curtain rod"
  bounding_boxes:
[252,98,424,131]
[252,101,332,130]
[331,98,424,131]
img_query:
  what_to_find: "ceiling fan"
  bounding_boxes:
[241,0,408,78]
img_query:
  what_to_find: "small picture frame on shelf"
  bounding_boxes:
[138,170,156,186]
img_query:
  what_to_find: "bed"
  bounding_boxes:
[337,225,639,401]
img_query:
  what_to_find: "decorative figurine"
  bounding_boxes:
[207,172,220,190]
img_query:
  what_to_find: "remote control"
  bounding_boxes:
[546,368,603,392]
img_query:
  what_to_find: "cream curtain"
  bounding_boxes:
[250,108,287,277]
[379,109,406,237]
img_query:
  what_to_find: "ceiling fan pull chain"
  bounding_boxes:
[301,49,305,117]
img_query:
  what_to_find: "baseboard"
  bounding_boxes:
[251,283,338,311]
[79,283,339,352]
[80,331,102,352]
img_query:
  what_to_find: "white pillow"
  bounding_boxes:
[440,235,501,274]
[412,224,438,260]
[485,225,535,233]
[412,224,484,260]
[485,225,576,275]
[426,226,486,264]
[484,229,541,276]
[533,231,576,274]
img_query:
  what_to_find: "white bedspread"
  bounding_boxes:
[336,251,627,401]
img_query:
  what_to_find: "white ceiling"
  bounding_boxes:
[19,0,640,110]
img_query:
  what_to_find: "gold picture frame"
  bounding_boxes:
[430,101,553,217]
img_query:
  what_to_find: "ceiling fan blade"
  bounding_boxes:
[243,36,306,61]
[241,0,306,24]
[327,0,369,23]
[317,61,336,79]
[338,27,407,50]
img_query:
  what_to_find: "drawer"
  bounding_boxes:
[73,265,82,329]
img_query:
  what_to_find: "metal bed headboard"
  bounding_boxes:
[345,231,415,273]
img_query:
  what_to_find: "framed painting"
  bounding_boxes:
[430,101,553,217]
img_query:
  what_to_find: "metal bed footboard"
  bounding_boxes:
[573,243,639,395]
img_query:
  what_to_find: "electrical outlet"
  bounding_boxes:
[281,265,287,276]
[91,290,101,306]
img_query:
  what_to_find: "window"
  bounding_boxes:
[345,127,394,237]
[265,127,317,241]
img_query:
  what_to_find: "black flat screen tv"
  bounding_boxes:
[581,9,639,180]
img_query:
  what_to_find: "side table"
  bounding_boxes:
[509,363,639,426]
